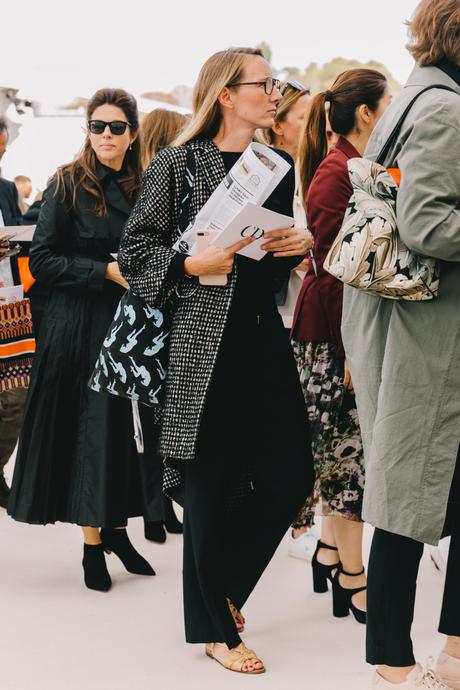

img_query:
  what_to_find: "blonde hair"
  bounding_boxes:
[174,47,264,146]
[261,83,310,146]
[407,0,460,66]
[141,109,189,168]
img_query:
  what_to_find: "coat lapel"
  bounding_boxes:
[105,178,132,218]
[189,139,226,195]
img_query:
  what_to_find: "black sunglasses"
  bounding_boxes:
[227,77,281,96]
[88,120,131,135]
[280,79,310,96]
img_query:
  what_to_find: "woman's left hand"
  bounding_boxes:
[261,227,313,258]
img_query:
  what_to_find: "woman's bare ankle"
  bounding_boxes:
[444,636,460,659]
[377,664,416,683]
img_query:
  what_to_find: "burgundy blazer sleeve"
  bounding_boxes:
[291,148,353,357]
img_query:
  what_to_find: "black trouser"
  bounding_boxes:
[367,455,460,666]
[0,388,28,476]
[181,311,313,648]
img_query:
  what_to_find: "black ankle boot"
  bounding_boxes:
[82,543,112,592]
[164,497,182,534]
[311,540,340,593]
[144,520,167,543]
[100,528,156,576]
[0,474,10,509]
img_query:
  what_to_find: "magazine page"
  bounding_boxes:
[173,142,290,255]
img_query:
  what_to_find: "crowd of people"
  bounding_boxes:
[0,0,459,686]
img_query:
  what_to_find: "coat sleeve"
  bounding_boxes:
[29,178,107,292]
[396,100,460,262]
[118,148,184,305]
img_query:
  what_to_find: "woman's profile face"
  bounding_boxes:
[229,55,281,130]
[88,103,135,170]
[276,94,311,157]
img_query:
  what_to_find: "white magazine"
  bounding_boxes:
[173,142,291,256]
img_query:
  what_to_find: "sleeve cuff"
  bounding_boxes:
[167,252,187,281]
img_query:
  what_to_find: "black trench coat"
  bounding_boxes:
[8,164,156,527]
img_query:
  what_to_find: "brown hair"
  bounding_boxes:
[55,88,142,216]
[407,0,460,66]
[141,108,188,168]
[174,47,264,146]
[261,82,310,146]
[298,68,387,199]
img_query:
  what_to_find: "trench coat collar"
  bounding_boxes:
[95,159,133,217]
[187,138,228,194]
[334,136,360,160]
[405,64,460,96]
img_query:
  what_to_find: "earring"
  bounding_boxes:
[129,143,132,151]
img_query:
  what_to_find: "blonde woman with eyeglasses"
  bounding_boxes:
[119,47,314,674]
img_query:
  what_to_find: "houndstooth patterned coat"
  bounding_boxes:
[119,139,249,461]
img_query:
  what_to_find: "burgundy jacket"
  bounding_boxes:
[291,137,359,357]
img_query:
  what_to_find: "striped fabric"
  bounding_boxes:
[0,298,35,392]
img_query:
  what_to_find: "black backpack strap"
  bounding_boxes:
[177,147,196,233]
[376,84,457,165]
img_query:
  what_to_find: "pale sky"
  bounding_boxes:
[4,0,418,105]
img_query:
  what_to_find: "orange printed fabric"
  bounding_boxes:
[0,338,36,359]
[17,257,36,292]
[387,168,401,187]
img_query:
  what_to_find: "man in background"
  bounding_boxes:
[14,175,33,214]
[0,116,27,509]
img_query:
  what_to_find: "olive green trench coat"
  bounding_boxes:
[342,65,460,545]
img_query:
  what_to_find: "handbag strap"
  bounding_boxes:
[177,147,196,233]
[376,84,457,165]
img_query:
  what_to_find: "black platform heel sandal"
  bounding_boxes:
[100,528,156,576]
[332,564,367,624]
[311,540,340,593]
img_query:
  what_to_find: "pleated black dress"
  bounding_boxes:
[8,164,159,527]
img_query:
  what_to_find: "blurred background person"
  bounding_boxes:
[139,107,188,544]
[0,116,26,510]
[341,1,460,686]
[141,107,188,169]
[14,175,33,214]
[8,88,156,592]
[291,68,391,622]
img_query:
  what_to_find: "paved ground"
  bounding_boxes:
[1,456,446,690]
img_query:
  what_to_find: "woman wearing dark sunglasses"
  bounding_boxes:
[8,88,156,591]
[119,47,313,674]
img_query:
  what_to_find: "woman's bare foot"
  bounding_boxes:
[205,642,265,674]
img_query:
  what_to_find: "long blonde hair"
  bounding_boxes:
[174,47,264,146]
[141,108,189,168]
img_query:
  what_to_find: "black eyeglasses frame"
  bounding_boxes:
[227,77,281,96]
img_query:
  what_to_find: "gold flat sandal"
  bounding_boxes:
[205,643,266,674]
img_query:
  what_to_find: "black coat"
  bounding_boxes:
[0,177,22,226]
[8,164,151,526]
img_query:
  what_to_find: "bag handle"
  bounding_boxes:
[376,84,456,165]
[177,148,196,233]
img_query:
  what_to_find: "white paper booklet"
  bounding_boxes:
[211,203,294,261]
[173,142,291,256]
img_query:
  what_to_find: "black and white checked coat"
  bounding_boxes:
[119,139,295,463]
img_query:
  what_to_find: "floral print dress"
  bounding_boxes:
[291,340,365,528]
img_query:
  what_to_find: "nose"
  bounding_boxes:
[102,124,112,137]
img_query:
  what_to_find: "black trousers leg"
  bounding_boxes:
[439,530,460,636]
[182,451,242,649]
[366,528,424,666]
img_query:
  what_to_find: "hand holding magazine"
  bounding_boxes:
[173,142,292,257]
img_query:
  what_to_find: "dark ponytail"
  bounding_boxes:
[299,68,387,199]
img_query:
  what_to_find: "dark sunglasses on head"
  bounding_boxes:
[280,79,310,96]
[227,76,281,96]
[88,120,131,135]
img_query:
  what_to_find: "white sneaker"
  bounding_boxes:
[288,525,319,561]
[429,538,451,574]
[436,652,460,689]
[372,663,452,689]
